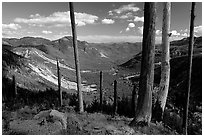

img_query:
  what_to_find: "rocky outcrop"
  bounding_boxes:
[50,110,67,130]
[34,109,67,129]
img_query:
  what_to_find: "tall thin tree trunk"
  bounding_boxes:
[57,59,62,106]
[183,2,195,135]
[130,2,156,126]
[113,80,118,115]
[69,2,84,113]
[153,2,171,122]
[131,84,137,116]
[100,71,103,111]
[13,75,17,98]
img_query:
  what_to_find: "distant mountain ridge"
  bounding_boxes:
[170,36,202,47]
[120,36,202,69]
[2,35,141,92]
[3,35,201,93]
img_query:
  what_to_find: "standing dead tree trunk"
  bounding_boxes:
[113,80,118,115]
[130,2,156,126]
[57,59,62,106]
[99,71,103,111]
[69,2,84,113]
[183,2,196,135]
[131,84,137,116]
[13,75,17,98]
[153,2,171,122]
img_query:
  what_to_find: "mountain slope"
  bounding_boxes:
[120,37,202,134]
[120,36,202,69]
[2,36,141,94]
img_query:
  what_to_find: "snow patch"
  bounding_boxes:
[99,52,108,58]
[28,63,97,92]
[124,73,140,80]
[112,72,117,76]
[81,70,92,73]
[34,50,94,73]
[33,50,75,71]
[14,49,30,58]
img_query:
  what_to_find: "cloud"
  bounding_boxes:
[179,25,202,37]
[128,23,135,28]
[2,23,21,38]
[78,35,162,44]
[134,16,144,22]
[194,25,202,36]
[194,25,202,33]
[109,4,141,21]
[30,13,40,18]
[138,26,143,34]
[125,22,135,32]
[108,11,113,16]
[113,3,140,14]
[42,30,52,34]
[181,28,188,33]
[181,33,188,37]
[156,30,162,35]
[119,15,129,19]
[171,30,180,36]
[109,4,141,22]
[14,11,99,27]
[2,23,21,30]
[102,18,115,24]
[126,27,130,32]
[2,29,21,38]
[78,35,143,43]
[119,12,134,19]
[2,30,15,36]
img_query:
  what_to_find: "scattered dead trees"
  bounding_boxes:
[130,2,156,126]
[152,2,171,122]
[129,2,197,135]
[69,2,84,113]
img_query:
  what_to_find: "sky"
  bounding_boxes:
[2,2,202,43]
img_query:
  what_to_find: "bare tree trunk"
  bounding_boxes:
[183,2,195,135]
[57,59,62,106]
[113,80,118,115]
[130,2,156,126]
[100,71,103,111]
[69,2,84,113]
[13,75,17,98]
[153,2,171,122]
[131,84,137,116]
